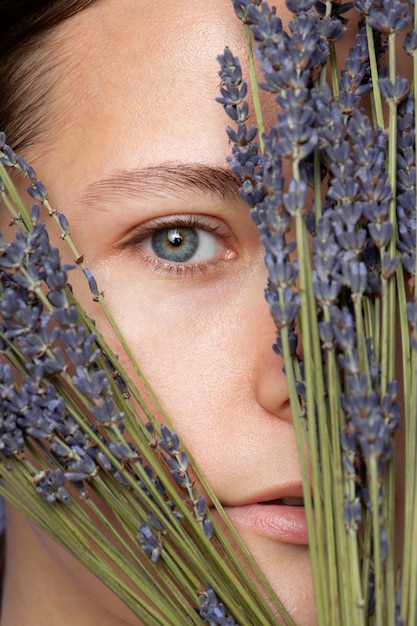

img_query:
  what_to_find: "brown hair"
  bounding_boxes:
[0,0,99,152]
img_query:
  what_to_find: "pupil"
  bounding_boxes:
[167,229,183,247]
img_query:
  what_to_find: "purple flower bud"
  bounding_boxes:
[16,156,37,181]
[341,260,367,294]
[83,268,99,297]
[137,523,162,562]
[199,584,237,625]
[367,1,411,34]
[26,180,48,202]
[58,212,70,231]
[405,29,417,54]
[379,76,410,105]
[158,425,180,453]
[0,144,16,166]
[34,469,70,504]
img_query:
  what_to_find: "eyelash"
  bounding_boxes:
[120,215,235,277]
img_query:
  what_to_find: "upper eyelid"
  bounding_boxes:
[117,214,231,247]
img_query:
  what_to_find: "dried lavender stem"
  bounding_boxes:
[365,22,384,130]
[0,162,32,230]
[294,202,339,623]
[368,455,384,625]
[322,304,361,624]
[279,323,317,618]
[294,208,331,622]
[353,297,371,386]
[402,354,417,621]
[0,188,19,222]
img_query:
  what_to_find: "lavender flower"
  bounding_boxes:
[396,95,416,276]
[198,584,238,625]
[342,375,399,468]
[312,217,343,306]
[33,469,70,504]
[0,364,25,457]
[343,493,362,530]
[366,0,411,35]
[216,47,261,213]
[338,23,372,114]
[379,76,410,105]
[156,424,213,539]
[137,523,163,563]
[231,0,261,25]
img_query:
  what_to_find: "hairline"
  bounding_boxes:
[1,1,101,156]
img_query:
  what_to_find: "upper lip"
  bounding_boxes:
[221,483,307,508]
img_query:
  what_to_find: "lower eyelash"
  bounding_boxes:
[140,255,215,277]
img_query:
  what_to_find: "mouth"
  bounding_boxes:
[223,494,309,545]
[259,497,305,506]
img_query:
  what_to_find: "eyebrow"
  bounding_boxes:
[77,162,242,207]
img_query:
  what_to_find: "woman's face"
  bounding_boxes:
[14,0,316,623]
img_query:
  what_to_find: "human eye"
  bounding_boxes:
[118,215,237,276]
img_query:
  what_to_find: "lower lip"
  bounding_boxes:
[223,503,309,545]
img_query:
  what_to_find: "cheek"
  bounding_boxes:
[88,268,249,417]
[83,252,253,388]
[71,256,263,467]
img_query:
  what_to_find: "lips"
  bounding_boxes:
[223,490,309,545]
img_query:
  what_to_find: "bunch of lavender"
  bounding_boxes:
[218,0,416,624]
[0,138,294,625]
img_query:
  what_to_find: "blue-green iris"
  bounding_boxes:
[151,228,199,262]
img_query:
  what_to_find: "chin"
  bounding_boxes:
[232,526,317,626]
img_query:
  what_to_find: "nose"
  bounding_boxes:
[251,269,294,423]
[255,342,294,421]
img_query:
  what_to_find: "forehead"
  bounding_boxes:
[37,0,249,198]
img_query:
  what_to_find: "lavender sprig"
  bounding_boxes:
[0,144,285,624]
[220,1,415,624]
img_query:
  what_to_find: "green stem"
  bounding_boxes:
[368,456,384,626]
[0,162,33,230]
[323,305,364,625]
[353,296,371,385]
[294,214,330,623]
[401,348,417,621]
[313,147,322,224]
[365,22,385,130]
[383,456,396,625]
[280,324,318,619]
[329,43,340,100]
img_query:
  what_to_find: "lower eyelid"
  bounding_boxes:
[138,254,231,277]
